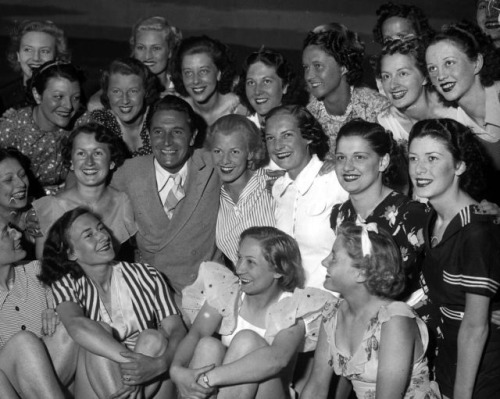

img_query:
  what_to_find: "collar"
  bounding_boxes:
[484,82,500,131]
[154,158,189,192]
[273,155,322,197]
[0,265,28,309]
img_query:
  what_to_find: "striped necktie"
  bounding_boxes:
[164,174,185,218]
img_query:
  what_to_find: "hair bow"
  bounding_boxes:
[355,216,379,257]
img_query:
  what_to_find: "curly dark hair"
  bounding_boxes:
[7,20,71,73]
[28,60,85,107]
[206,114,267,170]
[408,118,489,200]
[62,123,129,171]
[427,20,500,87]
[100,57,162,109]
[372,37,427,80]
[336,119,408,192]
[150,94,203,135]
[240,226,305,292]
[235,47,300,113]
[170,35,236,98]
[39,208,94,285]
[265,104,330,160]
[303,24,365,86]
[372,2,435,45]
[336,222,405,298]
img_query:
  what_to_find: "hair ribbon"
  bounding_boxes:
[355,216,379,257]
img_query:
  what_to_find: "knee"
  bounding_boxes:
[8,331,43,352]
[229,330,267,353]
[196,336,225,356]
[135,329,167,357]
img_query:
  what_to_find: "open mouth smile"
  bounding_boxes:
[391,90,407,100]
[440,82,456,92]
[415,178,432,187]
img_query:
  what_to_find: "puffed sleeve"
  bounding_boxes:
[265,288,336,351]
[51,274,81,307]
[0,111,21,147]
[182,261,240,334]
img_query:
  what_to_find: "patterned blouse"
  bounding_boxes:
[330,191,429,297]
[78,108,152,157]
[0,107,69,186]
[307,86,390,159]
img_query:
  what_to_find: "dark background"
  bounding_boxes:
[0,0,477,94]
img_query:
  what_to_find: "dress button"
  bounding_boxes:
[21,325,26,330]
[15,306,20,311]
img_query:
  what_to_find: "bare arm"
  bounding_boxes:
[376,315,417,399]
[454,293,490,399]
[56,301,132,362]
[170,302,222,398]
[301,322,335,399]
[203,320,305,387]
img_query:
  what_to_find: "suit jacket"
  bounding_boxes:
[111,149,222,295]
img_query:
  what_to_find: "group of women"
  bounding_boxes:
[0,1,499,398]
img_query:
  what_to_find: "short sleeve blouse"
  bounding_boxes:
[182,261,335,352]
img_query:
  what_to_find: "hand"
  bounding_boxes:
[170,364,216,399]
[478,200,500,223]
[319,159,335,175]
[41,309,59,336]
[265,169,285,192]
[491,309,500,328]
[23,208,42,238]
[108,382,142,399]
[119,351,165,386]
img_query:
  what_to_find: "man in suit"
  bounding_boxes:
[112,95,221,299]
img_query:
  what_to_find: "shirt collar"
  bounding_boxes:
[274,155,322,197]
[154,158,189,191]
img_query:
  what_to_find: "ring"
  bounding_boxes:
[123,376,130,381]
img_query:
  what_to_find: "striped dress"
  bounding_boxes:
[51,262,179,333]
[0,261,53,348]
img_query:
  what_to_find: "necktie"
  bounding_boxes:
[164,174,185,218]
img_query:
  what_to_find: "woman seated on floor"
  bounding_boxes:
[39,208,186,398]
[170,226,333,399]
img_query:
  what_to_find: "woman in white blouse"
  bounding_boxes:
[264,105,348,289]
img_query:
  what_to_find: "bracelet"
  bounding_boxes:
[201,373,212,388]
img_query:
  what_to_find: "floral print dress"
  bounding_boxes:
[322,300,441,399]
[330,191,429,298]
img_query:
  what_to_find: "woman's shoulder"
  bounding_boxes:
[0,106,33,127]
[266,288,338,351]
[378,301,416,323]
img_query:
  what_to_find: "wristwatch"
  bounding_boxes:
[201,373,212,388]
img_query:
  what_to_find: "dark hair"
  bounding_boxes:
[408,118,489,200]
[235,47,299,112]
[240,226,305,291]
[337,119,408,191]
[427,20,500,87]
[372,2,435,45]
[7,20,70,72]
[62,123,129,170]
[129,16,183,58]
[171,35,236,97]
[337,222,405,298]
[28,61,85,103]
[100,57,162,109]
[266,105,330,160]
[303,23,365,86]
[150,95,201,135]
[373,38,427,80]
[39,207,93,285]
[206,114,267,170]
[0,147,45,199]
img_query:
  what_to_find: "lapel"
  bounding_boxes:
[137,156,171,228]
[160,150,215,248]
